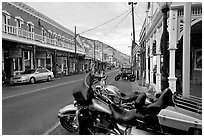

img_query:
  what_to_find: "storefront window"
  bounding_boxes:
[13,58,22,71]
[46,57,51,70]
[194,49,202,70]
[56,57,66,73]
[24,51,31,70]
[37,59,45,68]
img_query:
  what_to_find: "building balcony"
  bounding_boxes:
[2,23,85,53]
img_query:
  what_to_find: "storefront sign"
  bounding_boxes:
[36,51,46,59]
[9,48,22,58]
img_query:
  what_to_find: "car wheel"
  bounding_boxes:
[47,76,51,82]
[30,77,35,84]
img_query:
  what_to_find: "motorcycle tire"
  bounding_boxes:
[115,75,120,81]
[130,76,135,82]
[60,110,78,133]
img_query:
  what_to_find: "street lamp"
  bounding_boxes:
[160,2,171,91]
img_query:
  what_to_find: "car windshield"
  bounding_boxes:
[21,69,36,74]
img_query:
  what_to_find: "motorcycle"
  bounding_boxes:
[58,72,202,135]
[58,73,141,132]
[94,74,144,109]
[115,72,136,82]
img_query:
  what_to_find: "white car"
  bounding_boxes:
[10,68,54,84]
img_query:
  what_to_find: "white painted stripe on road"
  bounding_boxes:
[43,121,60,135]
[2,79,83,100]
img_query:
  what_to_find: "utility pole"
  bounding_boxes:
[94,40,96,67]
[74,26,77,73]
[128,2,136,42]
[128,2,137,75]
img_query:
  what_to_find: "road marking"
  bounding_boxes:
[2,79,83,100]
[43,121,60,135]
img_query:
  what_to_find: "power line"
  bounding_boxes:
[134,10,144,22]
[100,10,131,40]
[79,8,131,35]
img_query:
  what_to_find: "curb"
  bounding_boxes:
[131,80,148,93]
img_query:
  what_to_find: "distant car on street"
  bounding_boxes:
[107,66,111,70]
[2,70,6,84]
[115,67,136,82]
[10,68,54,84]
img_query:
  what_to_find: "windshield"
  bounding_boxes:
[21,69,36,74]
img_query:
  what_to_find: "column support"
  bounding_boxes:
[149,37,153,84]
[145,41,149,84]
[168,9,178,93]
[182,2,191,98]
[156,28,162,92]
[33,45,36,69]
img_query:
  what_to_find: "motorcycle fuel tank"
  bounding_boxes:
[58,104,77,118]
[89,99,112,115]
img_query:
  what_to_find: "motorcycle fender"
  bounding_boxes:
[58,104,77,118]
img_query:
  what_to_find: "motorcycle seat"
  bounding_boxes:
[133,88,174,125]
[135,88,174,117]
[109,103,138,126]
[120,91,140,102]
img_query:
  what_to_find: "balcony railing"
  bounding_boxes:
[2,24,85,53]
[178,7,202,17]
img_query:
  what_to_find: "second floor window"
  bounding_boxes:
[48,30,52,38]
[2,10,10,32]
[2,14,6,24]
[42,28,46,37]
[2,10,10,25]
[15,17,24,28]
[27,21,34,32]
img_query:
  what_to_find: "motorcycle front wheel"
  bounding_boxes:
[115,75,120,81]
[60,110,78,133]
[130,76,135,82]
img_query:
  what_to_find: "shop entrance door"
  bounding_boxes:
[4,58,12,78]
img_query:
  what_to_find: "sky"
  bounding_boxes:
[24,1,147,56]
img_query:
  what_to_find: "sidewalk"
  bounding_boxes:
[133,79,202,99]
[131,79,148,93]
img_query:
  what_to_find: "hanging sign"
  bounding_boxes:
[9,48,22,58]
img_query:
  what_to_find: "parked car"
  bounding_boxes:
[10,68,54,84]
[2,70,6,84]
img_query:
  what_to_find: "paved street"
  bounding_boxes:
[2,69,155,135]
[2,73,84,135]
[3,69,144,135]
